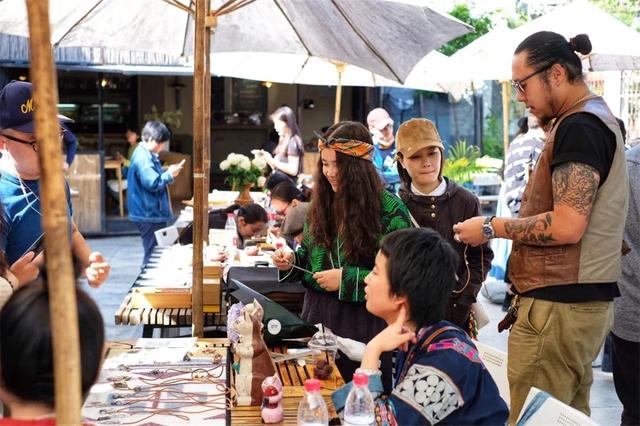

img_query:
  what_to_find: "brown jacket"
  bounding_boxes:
[509,96,629,293]
[400,178,494,327]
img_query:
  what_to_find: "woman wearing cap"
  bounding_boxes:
[257,106,304,189]
[395,118,493,336]
[272,121,411,386]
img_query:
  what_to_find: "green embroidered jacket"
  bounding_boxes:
[279,191,411,302]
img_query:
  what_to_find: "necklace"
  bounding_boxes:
[557,92,598,120]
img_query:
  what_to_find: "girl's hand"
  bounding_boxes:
[312,269,341,291]
[271,249,294,270]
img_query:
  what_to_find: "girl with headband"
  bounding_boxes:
[273,121,411,388]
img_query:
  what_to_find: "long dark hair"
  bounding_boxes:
[309,121,383,264]
[270,106,302,139]
[515,31,592,83]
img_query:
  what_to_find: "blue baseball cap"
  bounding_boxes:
[0,80,71,133]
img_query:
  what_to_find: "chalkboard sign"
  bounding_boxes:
[232,78,267,115]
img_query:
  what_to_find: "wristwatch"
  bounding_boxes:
[482,216,496,239]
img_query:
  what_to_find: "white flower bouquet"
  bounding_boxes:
[220,153,267,189]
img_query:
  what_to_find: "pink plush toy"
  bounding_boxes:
[261,374,284,423]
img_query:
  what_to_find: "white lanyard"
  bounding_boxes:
[18,177,43,217]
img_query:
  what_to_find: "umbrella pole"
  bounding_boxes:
[501,81,511,157]
[334,63,345,123]
[192,0,207,338]
[203,0,212,243]
[26,1,82,423]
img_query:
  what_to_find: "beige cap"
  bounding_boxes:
[396,118,444,157]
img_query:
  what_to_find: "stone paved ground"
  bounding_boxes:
[86,235,622,425]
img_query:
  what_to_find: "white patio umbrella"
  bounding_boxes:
[445,0,640,153]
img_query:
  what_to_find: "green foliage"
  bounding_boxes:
[439,4,495,56]
[483,113,504,158]
[443,140,485,184]
[144,105,183,130]
[591,0,640,31]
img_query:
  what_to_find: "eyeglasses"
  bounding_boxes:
[511,64,552,94]
[1,133,39,151]
[1,131,65,152]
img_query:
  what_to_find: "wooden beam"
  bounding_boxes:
[25,0,81,423]
[204,0,212,244]
[192,0,206,338]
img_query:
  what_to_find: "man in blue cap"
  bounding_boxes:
[0,80,110,288]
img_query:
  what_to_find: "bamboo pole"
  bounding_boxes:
[192,0,206,338]
[502,81,511,157]
[203,0,211,242]
[334,63,345,124]
[25,0,82,423]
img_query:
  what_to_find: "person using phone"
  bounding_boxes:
[127,120,184,265]
[259,106,304,190]
[0,80,110,289]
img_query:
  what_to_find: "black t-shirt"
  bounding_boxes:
[524,112,620,303]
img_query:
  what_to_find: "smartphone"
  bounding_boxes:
[23,233,45,258]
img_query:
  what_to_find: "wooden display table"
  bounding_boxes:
[231,346,343,425]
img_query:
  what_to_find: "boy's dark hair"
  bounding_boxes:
[0,273,104,407]
[380,228,458,328]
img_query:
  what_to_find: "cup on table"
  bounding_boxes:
[307,330,338,381]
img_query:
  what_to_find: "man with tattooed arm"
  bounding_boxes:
[453,31,629,423]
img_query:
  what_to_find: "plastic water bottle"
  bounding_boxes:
[297,379,329,426]
[344,373,375,426]
[224,212,238,249]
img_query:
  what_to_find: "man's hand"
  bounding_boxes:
[9,251,42,286]
[453,216,487,247]
[85,252,110,288]
[313,269,341,292]
[361,306,416,369]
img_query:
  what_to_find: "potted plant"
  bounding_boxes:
[220,153,267,205]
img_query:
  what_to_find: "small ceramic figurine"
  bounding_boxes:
[231,299,276,406]
[260,374,284,423]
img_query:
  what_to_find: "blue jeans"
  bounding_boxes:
[134,221,167,266]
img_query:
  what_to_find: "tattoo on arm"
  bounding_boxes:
[552,162,600,216]
[504,213,556,245]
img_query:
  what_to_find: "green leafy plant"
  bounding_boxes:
[483,113,504,159]
[144,105,183,130]
[443,140,486,185]
[439,4,494,56]
[220,153,267,189]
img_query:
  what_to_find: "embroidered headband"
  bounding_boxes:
[315,132,374,161]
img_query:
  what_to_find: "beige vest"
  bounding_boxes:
[508,96,629,293]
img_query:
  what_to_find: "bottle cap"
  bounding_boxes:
[304,378,321,392]
[353,373,369,386]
